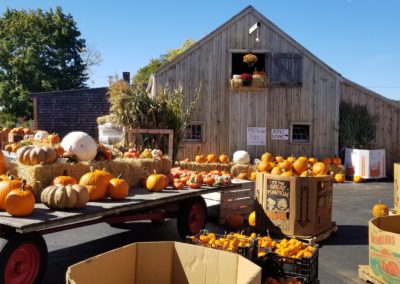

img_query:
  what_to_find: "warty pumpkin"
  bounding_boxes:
[372,201,389,217]
[5,181,35,217]
[79,169,108,201]
[41,184,89,210]
[16,145,58,165]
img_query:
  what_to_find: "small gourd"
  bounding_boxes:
[372,201,389,217]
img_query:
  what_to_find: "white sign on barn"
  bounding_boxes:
[247,127,266,145]
[271,129,289,140]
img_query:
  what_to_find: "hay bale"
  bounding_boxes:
[178,161,232,173]
[17,157,172,201]
[230,164,255,177]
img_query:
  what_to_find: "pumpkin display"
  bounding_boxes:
[79,169,108,201]
[248,211,256,227]
[334,173,345,183]
[219,154,230,164]
[5,181,35,217]
[224,214,244,230]
[0,150,5,175]
[206,153,217,163]
[34,130,49,141]
[372,201,389,217]
[108,175,129,199]
[146,171,166,192]
[41,184,89,209]
[232,150,250,164]
[61,131,97,161]
[16,145,58,165]
[0,177,22,210]
[353,176,364,183]
[52,170,78,185]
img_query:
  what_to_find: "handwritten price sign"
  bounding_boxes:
[247,127,266,145]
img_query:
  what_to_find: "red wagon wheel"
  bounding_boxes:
[0,233,48,284]
[177,197,207,239]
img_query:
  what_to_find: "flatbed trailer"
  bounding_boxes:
[0,182,247,284]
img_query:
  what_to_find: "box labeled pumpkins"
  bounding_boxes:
[255,172,334,238]
[66,241,262,284]
[369,216,400,283]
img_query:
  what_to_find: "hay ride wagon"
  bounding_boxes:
[0,182,246,284]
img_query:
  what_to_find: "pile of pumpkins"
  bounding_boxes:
[144,167,233,192]
[181,153,230,164]
[0,166,129,217]
[255,152,357,183]
[123,147,163,159]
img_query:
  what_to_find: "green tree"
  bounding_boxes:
[132,39,195,86]
[0,6,89,123]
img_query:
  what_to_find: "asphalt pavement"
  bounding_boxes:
[43,181,393,284]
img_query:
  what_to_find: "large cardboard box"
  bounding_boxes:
[369,216,400,283]
[255,172,334,238]
[394,163,400,210]
[66,241,261,284]
[344,148,386,179]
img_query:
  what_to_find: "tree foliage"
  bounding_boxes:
[132,39,195,86]
[0,6,89,122]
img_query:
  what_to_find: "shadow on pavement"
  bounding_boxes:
[319,224,368,247]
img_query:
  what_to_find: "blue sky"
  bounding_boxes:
[1,0,399,100]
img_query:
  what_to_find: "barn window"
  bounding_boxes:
[290,122,311,144]
[185,122,204,142]
[268,53,303,86]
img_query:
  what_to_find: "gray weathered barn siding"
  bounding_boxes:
[30,88,109,139]
[154,6,400,175]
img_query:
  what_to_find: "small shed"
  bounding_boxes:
[153,5,400,175]
[30,87,109,139]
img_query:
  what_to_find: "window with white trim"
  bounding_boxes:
[185,122,204,142]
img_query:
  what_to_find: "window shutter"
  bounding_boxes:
[269,53,303,85]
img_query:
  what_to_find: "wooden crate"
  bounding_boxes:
[394,163,400,210]
[255,172,334,238]
[203,180,255,224]
[359,265,384,284]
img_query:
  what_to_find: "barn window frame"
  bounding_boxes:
[184,121,205,143]
[290,122,312,144]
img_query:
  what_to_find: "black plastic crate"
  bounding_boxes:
[260,245,319,284]
[186,229,258,260]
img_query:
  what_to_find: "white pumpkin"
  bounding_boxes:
[61,132,97,161]
[34,130,49,141]
[232,150,250,164]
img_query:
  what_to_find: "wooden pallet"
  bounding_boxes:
[359,265,384,284]
[286,222,338,245]
[203,180,255,224]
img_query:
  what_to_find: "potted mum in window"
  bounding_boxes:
[243,53,258,68]
[240,73,253,86]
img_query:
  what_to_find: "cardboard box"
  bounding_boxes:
[369,216,400,283]
[66,241,262,284]
[344,148,386,179]
[255,172,334,238]
[394,163,400,210]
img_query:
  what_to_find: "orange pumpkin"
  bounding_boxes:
[312,162,326,175]
[219,154,230,164]
[79,169,108,201]
[52,170,77,185]
[331,156,342,166]
[275,155,284,163]
[271,166,282,176]
[195,154,207,163]
[108,175,129,199]
[206,153,217,163]
[203,175,215,186]
[257,161,272,172]
[0,176,22,210]
[250,172,257,181]
[353,176,363,183]
[5,181,35,217]
[334,173,345,183]
[261,152,274,163]
[248,211,256,227]
[47,133,61,144]
[322,157,332,165]
[286,155,296,164]
[146,171,165,192]
[292,157,308,175]
[280,160,292,172]
[308,157,317,165]
[94,168,113,185]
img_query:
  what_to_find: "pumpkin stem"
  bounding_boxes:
[90,166,94,172]
[21,180,27,191]
[117,174,122,179]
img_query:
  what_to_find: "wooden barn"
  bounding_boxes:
[152,5,400,175]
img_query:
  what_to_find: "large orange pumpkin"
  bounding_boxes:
[0,177,22,210]
[292,157,308,175]
[79,169,108,201]
[52,170,77,185]
[146,171,165,192]
[271,166,282,176]
[5,181,35,217]
[312,162,326,175]
[258,161,272,172]
[280,160,292,172]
